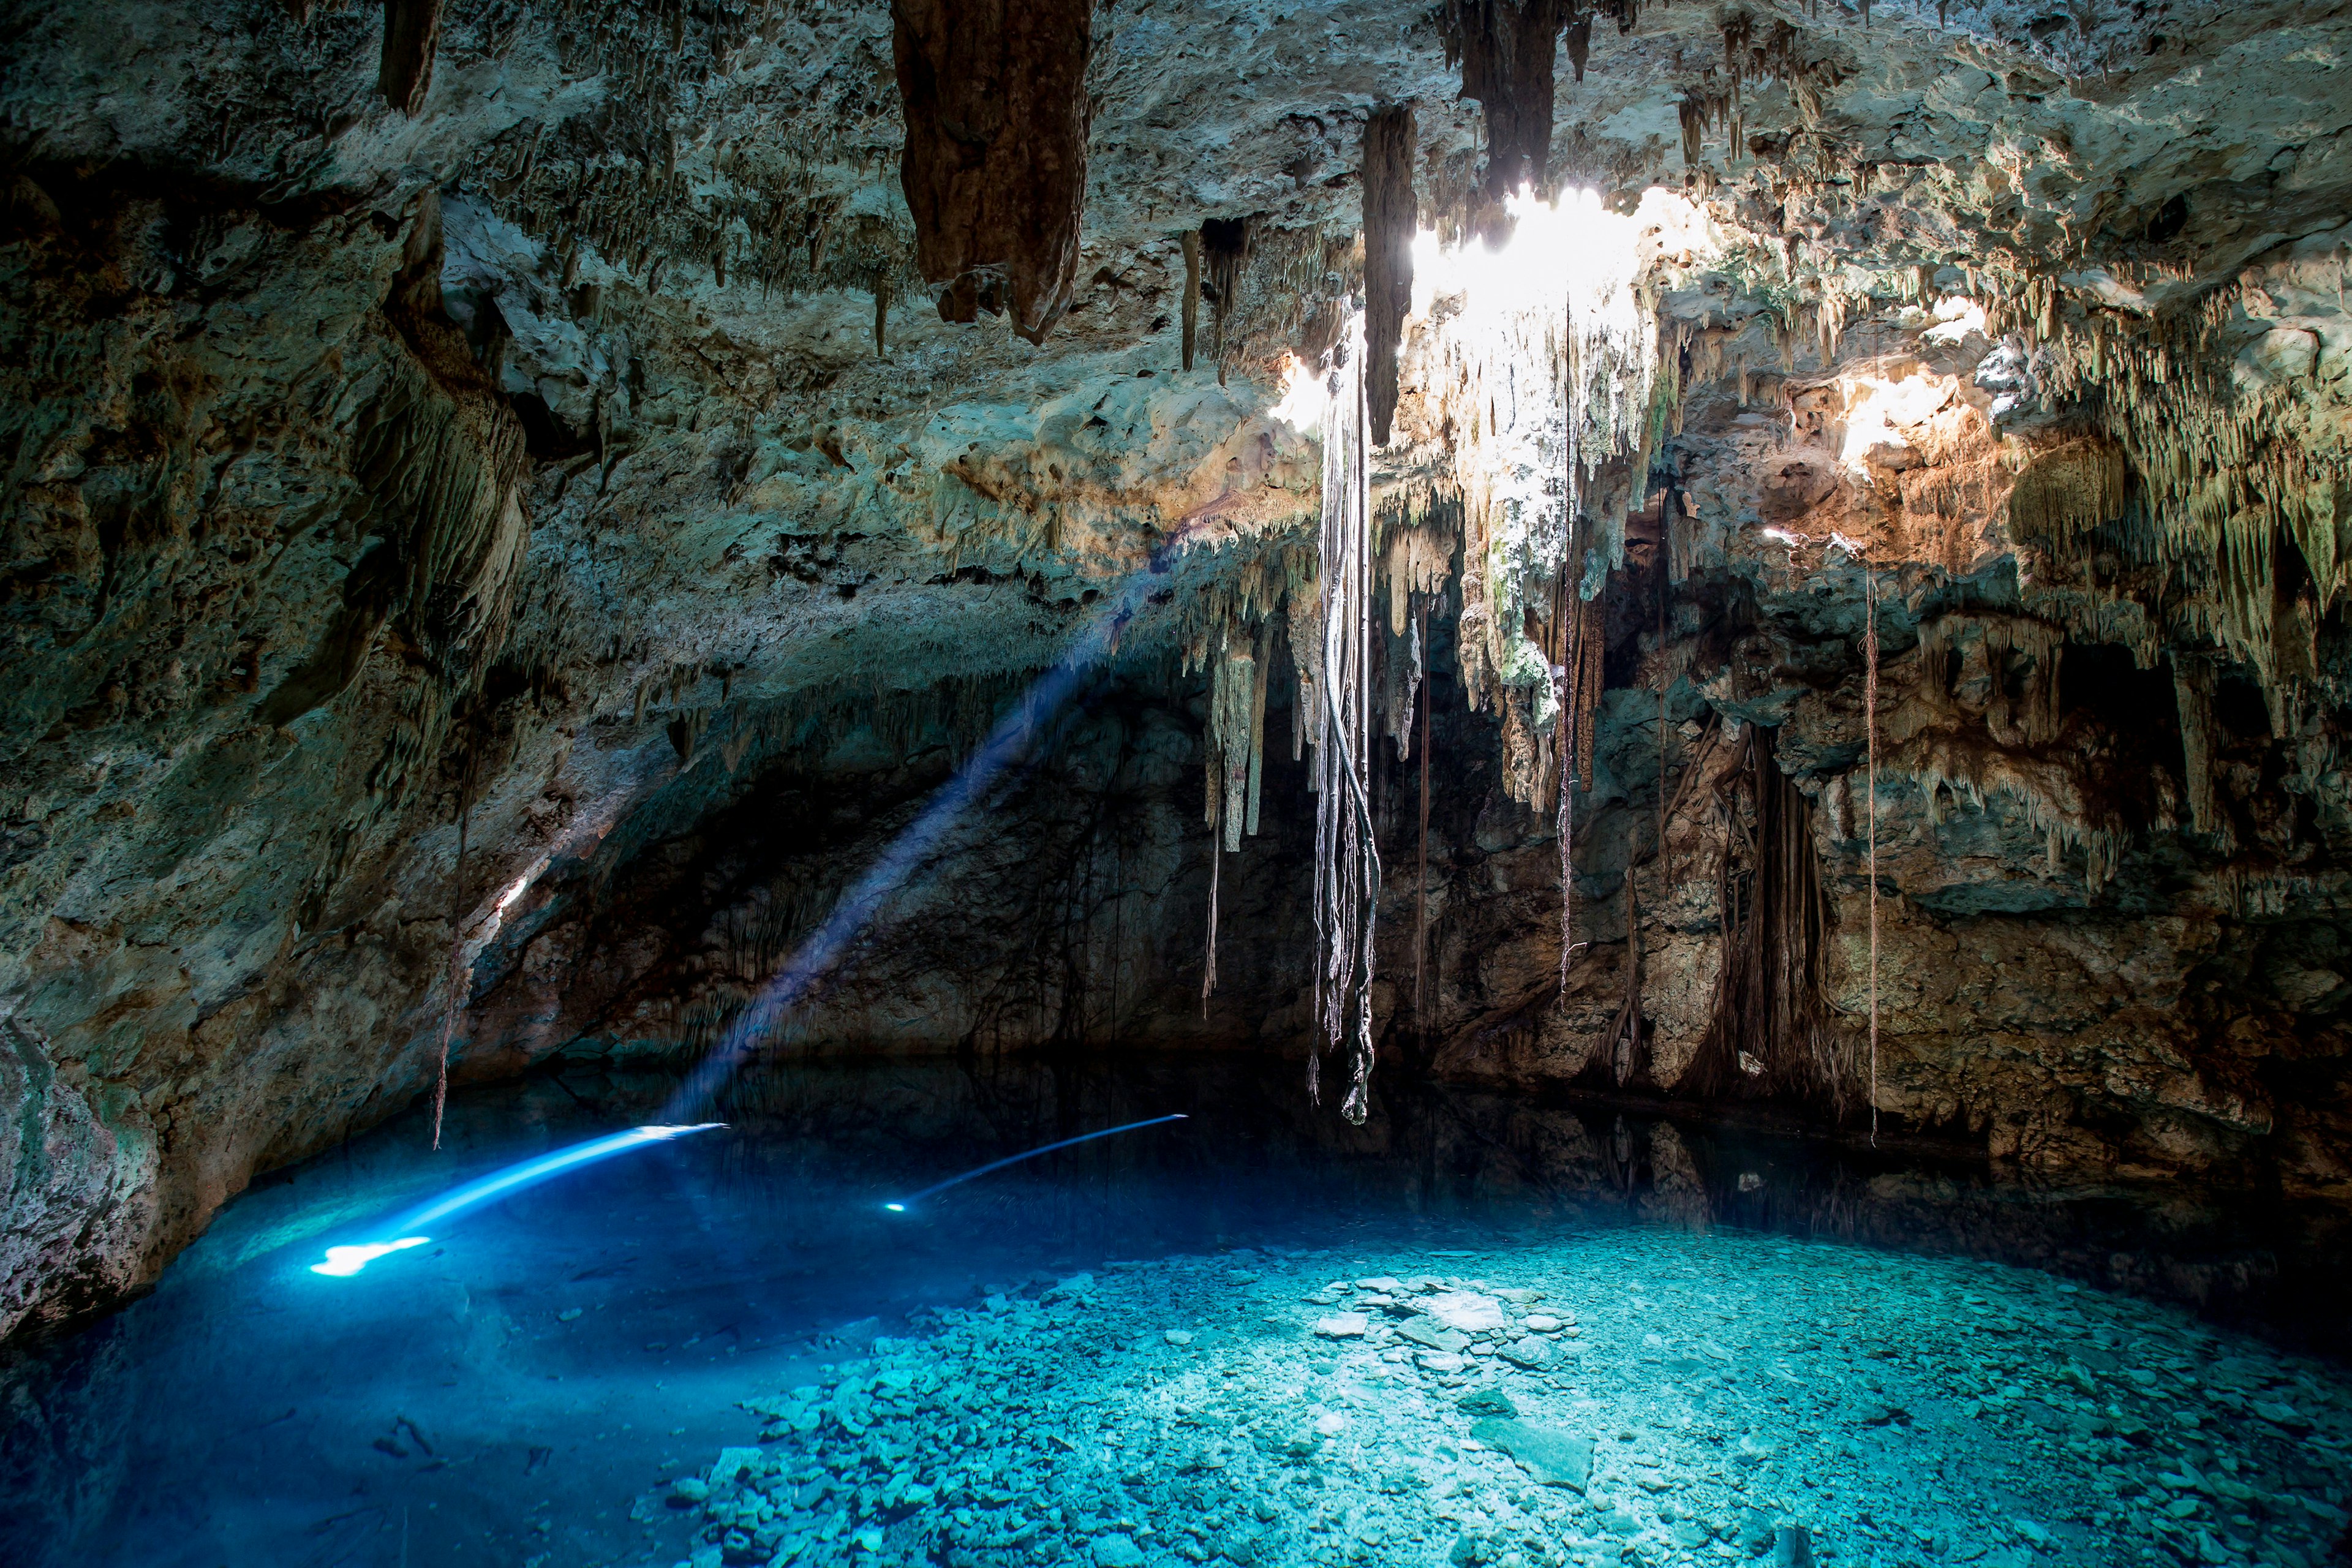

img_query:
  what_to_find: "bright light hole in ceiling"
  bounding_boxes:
[1921,295,1988,345]
[1270,352,1325,432]
[1837,371,1958,475]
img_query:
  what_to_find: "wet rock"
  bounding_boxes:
[1423,1292,1508,1335]
[1458,1387,1518,1417]
[1400,1320,1472,1354]
[1313,1313,1369,1339]
[1467,1419,1592,1490]
[1091,1534,1145,1567]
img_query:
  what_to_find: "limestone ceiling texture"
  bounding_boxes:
[2,0,2351,1340]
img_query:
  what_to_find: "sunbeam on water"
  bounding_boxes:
[306,1122,725,1276]
[881,1113,1188,1212]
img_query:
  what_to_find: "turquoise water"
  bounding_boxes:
[2,1058,2346,1568]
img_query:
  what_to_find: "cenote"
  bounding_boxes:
[4,1059,2348,1567]
[9,2,2352,1568]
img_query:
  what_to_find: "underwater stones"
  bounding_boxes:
[1468,1419,1593,1491]
[1590,1499,1644,1536]
[1090,1533,1145,1567]
[1424,1292,1509,1335]
[707,1192,2349,1568]
[1400,1319,1472,1354]
[1312,1313,1369,1338]
[1459,1387,1518,1417]
[1498,1338,1554,1370]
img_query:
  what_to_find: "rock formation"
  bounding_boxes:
[893,0,1096,341]
[4,0,2351,1340]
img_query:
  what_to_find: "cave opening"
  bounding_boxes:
[6,1,2352,1565]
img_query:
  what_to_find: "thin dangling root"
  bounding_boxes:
[431,761,473,1152]
[1310,315,1382,1123]
[1202,820,1221,1014]
[1415,600,1431,1045]
[1864,558,1881,1147]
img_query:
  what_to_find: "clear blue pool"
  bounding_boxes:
[2,1058,2346,1568]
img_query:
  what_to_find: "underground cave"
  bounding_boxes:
[4,1,2352,1565]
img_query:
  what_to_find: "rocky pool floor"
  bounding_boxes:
[6,1059,2350,1568]
[666,1234,2351,1568]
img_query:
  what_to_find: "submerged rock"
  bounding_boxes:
[1090,1534,1145,1567]
[1465,1419,1593,1490]
[673,1236,2351,1568]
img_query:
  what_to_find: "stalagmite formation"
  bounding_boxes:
[893,0,1095,342]
[258,191,530,745]
[1862,556,1880,1146]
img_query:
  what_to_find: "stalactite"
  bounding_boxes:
[1246,620,1270,837]
[1361,104,1417,447]
[1438,0,1575,217]
[1419,194,1662,788]
[892,0,1095,342]
[1180,230,1202,373]
[1311,318,1382,1123]
[1556,668,1576,1005]
[381,0,443,116]
[1202,812,1220,1011]
[2173,652,2220,837]
[2029,274,2352,701]
[1608,862,1640,1087]
[1208,633,1259,853]
[1201,218,1250,386]
[1656,496,1672,884]
[1289,581,1323,766]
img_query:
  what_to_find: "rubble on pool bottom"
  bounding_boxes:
[650,1230,2352,1568]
